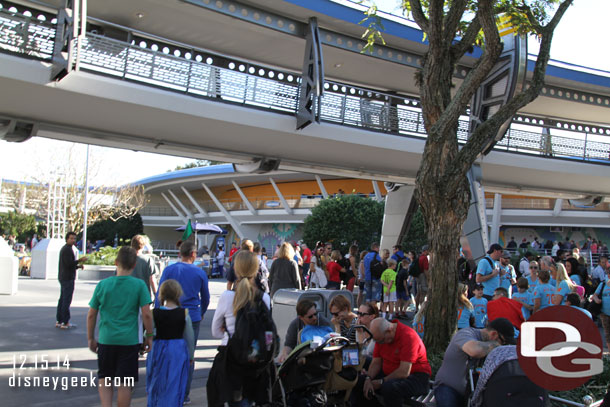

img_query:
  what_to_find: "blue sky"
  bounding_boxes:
[1,0,607,186]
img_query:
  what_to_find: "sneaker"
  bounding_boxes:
[55,322,61,328]
[183,396,191,405]
[60,323,77,329]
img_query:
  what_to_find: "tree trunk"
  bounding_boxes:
[416,129,471,353]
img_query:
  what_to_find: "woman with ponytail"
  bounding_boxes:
[209,250,272,406]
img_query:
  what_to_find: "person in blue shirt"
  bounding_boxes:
[512,277,534,320]
[526,261,539,294]
[155,241,210,404]
[469,284,488,328]
[565,293,592,319]
[390,244,406,263]
[533,269,555,313]
[476,243,503,300]
[592,268,610,352]
[499,251,517,298]
[363,242,383,304]
[457,283,474,329]
[552,263,575,306]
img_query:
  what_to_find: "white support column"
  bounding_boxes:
[315,175,329,199]
[231,181,257,215]
[372,180,382,202]
[269,177,293,215]
[553,198,563,216]
[181,186,208,217]
[161,192,187,223]
[168,189,194,219]
[201,183,246,238]
[490,193,502,244]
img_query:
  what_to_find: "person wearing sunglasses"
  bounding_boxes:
[277,299,331,363]
[434,318,515,407]
[526,260,539,293]
[329,295,358,342]
[356,302,379,358]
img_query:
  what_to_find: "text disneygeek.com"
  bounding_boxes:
[9,372,135,390]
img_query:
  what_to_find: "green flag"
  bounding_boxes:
[182,220,193,241]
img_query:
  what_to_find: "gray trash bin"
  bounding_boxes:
[271,289,354,349]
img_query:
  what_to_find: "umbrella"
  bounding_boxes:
[175,222,226,234]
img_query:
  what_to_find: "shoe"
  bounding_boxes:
[183,396,191,405]
[55,322,61,328]
[60,323,77,329]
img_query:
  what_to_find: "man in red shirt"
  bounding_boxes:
[416,245,430,311]
[227,241,238,264]
[487,287,525,330]
[300,243,312,286]
[352,318,431,407]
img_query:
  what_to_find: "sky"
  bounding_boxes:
[1,0,608,187]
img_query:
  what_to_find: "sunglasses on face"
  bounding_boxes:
[530,266,538,269]
[330,311,340,317]
[304,312,318,320]
[357,311,371,317]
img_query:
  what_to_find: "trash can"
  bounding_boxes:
[272,289,354,349]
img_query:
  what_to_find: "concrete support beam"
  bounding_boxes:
[553,198,563,216]
[372,180,382,202]
[490,193,502,244]
[181,186,208,217]
[269,177,293,215]
[201,182,246,238]
[463,165,489,262]
[315,175,329,199]
[232,180,257,215]
[168,189,194,219]
[161,192,187,223]
[380,185,415,252]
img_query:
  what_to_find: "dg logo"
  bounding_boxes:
[517,305,604,391]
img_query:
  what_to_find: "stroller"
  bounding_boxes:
[273,325,371,407]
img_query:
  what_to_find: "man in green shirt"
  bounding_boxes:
[87,246,153,407]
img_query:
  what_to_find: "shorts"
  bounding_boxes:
[383,292,397,303]
[365,280,382,302]
[97,344,140,382]
[358,281,365,291]
[417,274,428,294]
[396,291,409,301]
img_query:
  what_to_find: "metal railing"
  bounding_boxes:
[1,8,610,164]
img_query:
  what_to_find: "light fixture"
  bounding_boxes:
[334,63,343,68]
[135,12,144,19]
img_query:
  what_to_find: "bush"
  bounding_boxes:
[0,211,38,242]
[86,214,143,246]
[84,246,121,265]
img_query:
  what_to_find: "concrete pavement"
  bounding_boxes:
[0,276,227,406]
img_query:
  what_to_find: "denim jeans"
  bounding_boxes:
[185,319,201,397]
[56,279,75,324]
[434,384,466,407]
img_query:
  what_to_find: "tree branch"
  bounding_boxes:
[429,0,502,143]
[450,15,481,62]
[443,0,469,46]
[408,0,429,33]
[453,0,575,178]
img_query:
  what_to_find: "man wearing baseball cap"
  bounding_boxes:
[434,317,516,406]
[476,243,503,301]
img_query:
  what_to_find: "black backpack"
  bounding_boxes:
[370,254,386,280]
[227,291,279,373]
[408,257,421,277]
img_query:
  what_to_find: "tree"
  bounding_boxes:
[0,210,37,242]
[303,195,384,253]
[86,213,144,246]
[363,0,573,351]
[169,159,226,171]
[401,207,427,253]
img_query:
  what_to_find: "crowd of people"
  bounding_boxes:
[44,230,610,407]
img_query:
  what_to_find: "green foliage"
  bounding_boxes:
[170,159,226,172]
[550,355,609,405]
[86,213,143,246]
[401,207,427,253]
[303,195,384,253]
[0,211,38,242]
[85,245,121,265]
[359,4,386,53]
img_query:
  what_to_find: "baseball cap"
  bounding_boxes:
[487,243,503,254]
[421,244,429,252]
[501,251,511,259]
[488,318,516,345]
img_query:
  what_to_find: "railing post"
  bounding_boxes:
[583,131,589,160]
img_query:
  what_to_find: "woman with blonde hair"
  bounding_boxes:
[209,251,273,406]
[268,242,301,296]
[551,262,576,305]
[527,260,539,293]
[457,283,474,329]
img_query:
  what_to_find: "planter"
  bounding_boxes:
[79,265,116,281]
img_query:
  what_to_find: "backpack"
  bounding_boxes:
[408,257,421,278]
[369,254,385,279]
[227,291,279,373]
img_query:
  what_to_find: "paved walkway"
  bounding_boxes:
[0,276,227,406]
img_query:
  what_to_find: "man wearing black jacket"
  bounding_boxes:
[56,232,87,329]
